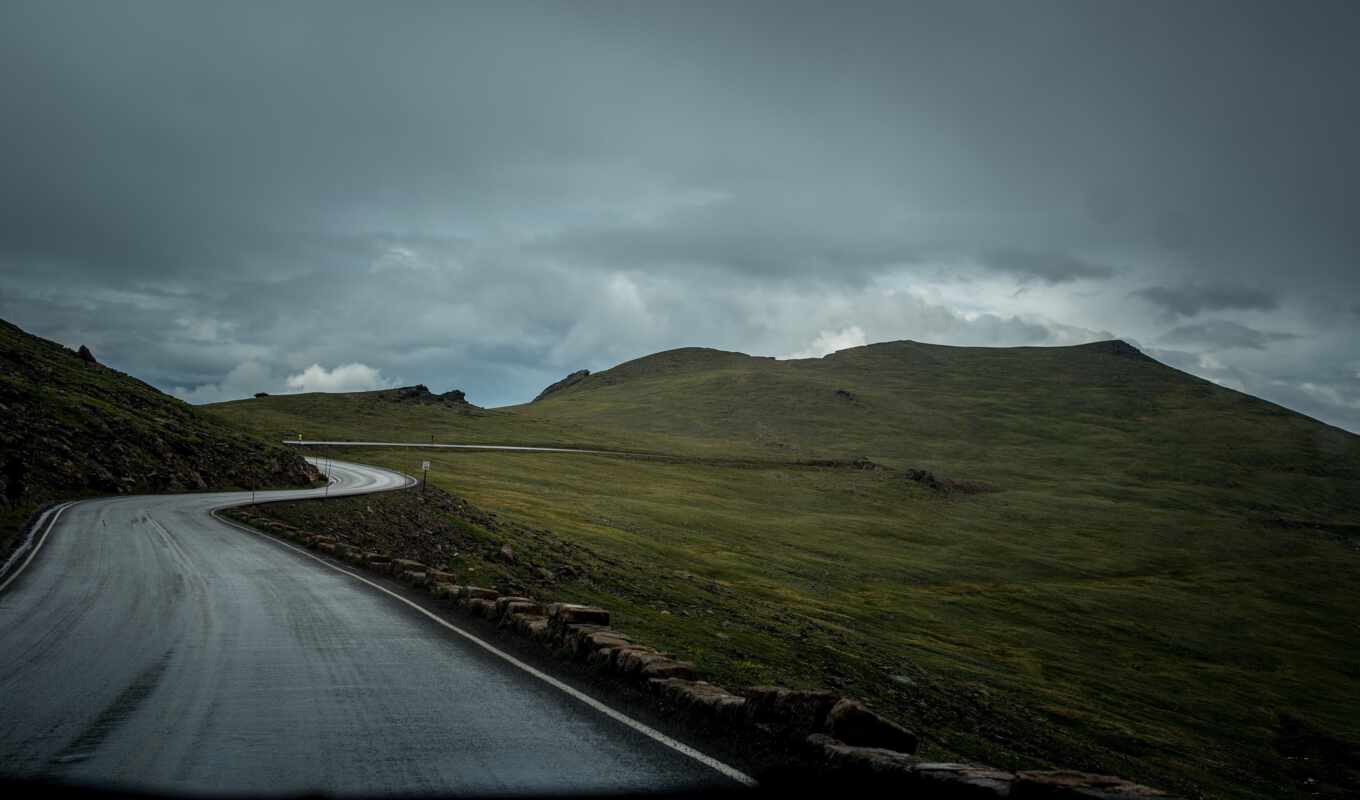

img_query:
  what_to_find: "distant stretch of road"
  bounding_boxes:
[285,439,626,454]
[0,459,745,795]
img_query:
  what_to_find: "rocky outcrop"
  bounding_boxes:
[76,345,97,365]
[382,384,478,412]
[533,369,590,402]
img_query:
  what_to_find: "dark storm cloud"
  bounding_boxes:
[1132,284,1279,318]
[1,0,1358,429]
[979,250,1114,285]
[1160,320,1299,351]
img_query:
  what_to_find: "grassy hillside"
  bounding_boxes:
[205,339,1360,799]
[515,341,1359,522]
[0,318,320,555]
[207,385,625,451]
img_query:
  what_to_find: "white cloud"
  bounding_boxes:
[371,246,436,273]
[782,325,868,359]
[283,363,395,393]
[1298,382,1360,410]
[170,361,274,405]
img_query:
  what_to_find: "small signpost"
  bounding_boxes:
[421,460,430,492]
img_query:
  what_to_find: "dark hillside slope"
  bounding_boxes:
[0,318,319,553]
[516,339,1360,525]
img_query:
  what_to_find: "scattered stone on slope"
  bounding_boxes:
[903,469,998,495]
[805,457,883,471]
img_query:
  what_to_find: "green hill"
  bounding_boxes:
[205,339,1360,799]
[516,340,1359,521]
[0,318,319,555]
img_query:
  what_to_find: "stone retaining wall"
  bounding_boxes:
[240,510,1175,798]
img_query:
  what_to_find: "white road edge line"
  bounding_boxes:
[286,440,623,455]
[0,501,76,595]
[212,509,759,788]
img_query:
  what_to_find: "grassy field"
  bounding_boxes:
[206,339,1360,799]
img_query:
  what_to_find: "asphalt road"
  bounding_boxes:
[285,440,627,454]
[0,460,744,796]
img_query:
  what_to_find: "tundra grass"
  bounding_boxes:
[326,446,1360,800]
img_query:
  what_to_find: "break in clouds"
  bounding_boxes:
[2,1,1358,430]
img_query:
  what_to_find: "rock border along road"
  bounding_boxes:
[0,458,749,795]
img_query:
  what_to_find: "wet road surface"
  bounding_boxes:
[0,460,742,795]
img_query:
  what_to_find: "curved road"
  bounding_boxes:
[0,460,743,795]
[285,440,631,455]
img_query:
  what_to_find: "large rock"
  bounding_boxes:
[805,733,918,777]
[913,763,1019,798]
[575,629,631,659]
[740,686,842,736]
[1013,770,1172,798]
[389,558,426,576]
[547,603,610,627]
[493,595,534,618]
[638,659,698,681]
[462,586,499,601]
[467,598,497,618]
[519,617,551,641]
[825,698,918,754]
[425,569,456,586]
[76,345,97,365]
[500,599,544,618]
[648,679,748,721]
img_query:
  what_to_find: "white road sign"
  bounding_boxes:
[421,461,430,471]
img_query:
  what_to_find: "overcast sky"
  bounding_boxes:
[2,1,1358,431]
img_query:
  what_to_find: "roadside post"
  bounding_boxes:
[421,460,430,493]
